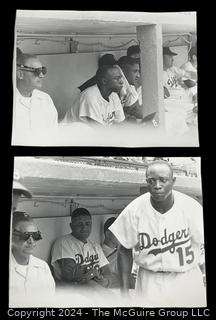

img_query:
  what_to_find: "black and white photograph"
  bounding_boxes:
[10,156,206,308]
[12,10,198,147]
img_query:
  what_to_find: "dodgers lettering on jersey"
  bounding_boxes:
[166,75,178,88]
[138,227,190,254]
[137,227,195,269]
[102,111,115,125]
[51,234,109,279]
[75,251,100,270]
[135,205,201,272]
[164,70,178,89]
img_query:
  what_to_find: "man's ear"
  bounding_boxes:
[172,177,176,184]
[69,222,73,231]
[17,69,24,80]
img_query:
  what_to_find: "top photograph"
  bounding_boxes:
[12,10,198,147]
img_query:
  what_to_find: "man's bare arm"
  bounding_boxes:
[57,258,96,282]
[117,245,133,293]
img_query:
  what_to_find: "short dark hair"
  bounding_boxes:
[127,45,140,57]
[104,217,116,234]
[71,208,91,221]
[117,56,139,69]
[146,160,174,178]
[95,65,118,85]
[98,54,117,67]
[12,211,33,229]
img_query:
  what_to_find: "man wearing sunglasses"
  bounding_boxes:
[13,50,58,144]
[77,65,125,126]
[9,211,55,306]
[109,160,206,307]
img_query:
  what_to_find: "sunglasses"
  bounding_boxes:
[13,229,42,241]
[17,64,47,76]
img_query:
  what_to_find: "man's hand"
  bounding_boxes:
[72,264,90,282]
[81,266,100,282]
[117,245,133,293]
[93,274,109,287]
[86,266,110,287]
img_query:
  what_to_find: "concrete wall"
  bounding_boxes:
[39,53,99,120]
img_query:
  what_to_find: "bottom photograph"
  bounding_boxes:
[10,156,206,308]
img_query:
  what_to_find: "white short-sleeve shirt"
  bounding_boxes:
[51,234,109,280]
[78,85,125,126]
[163,66,185,89]
[13,88,58,145]
[114,65,139,107]
[123,84,139,107]
[181,61,197,74]
[14,88,58,131]
[10,253,55,297]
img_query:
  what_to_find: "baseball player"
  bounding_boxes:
[51,208,111,292]
[109,160,206,307]
[12,168,32,212]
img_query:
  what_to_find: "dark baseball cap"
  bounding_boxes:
[13,169,32,198]
[104,217,116,233]
[98,54,117,67]
[127,45,140,57]
[163,47,177,56]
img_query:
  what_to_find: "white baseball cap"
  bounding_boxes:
[13,168,32,198]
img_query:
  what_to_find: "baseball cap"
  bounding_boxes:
[163,47,177,56]
[104,217,116,233]
[127,45,140,57]
[13,168,32,198]
[98,54,117,67]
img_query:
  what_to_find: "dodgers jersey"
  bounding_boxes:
[79,84,125,126]
[51,234,109,280]
[109,190,204,273]
[163,67,185,89]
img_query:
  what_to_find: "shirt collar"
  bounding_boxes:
[16,87,33,98]
[10,252,42,268]
[16,88,32,109]
[70,234,90,246]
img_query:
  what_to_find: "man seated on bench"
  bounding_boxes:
[51,208,112,294]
